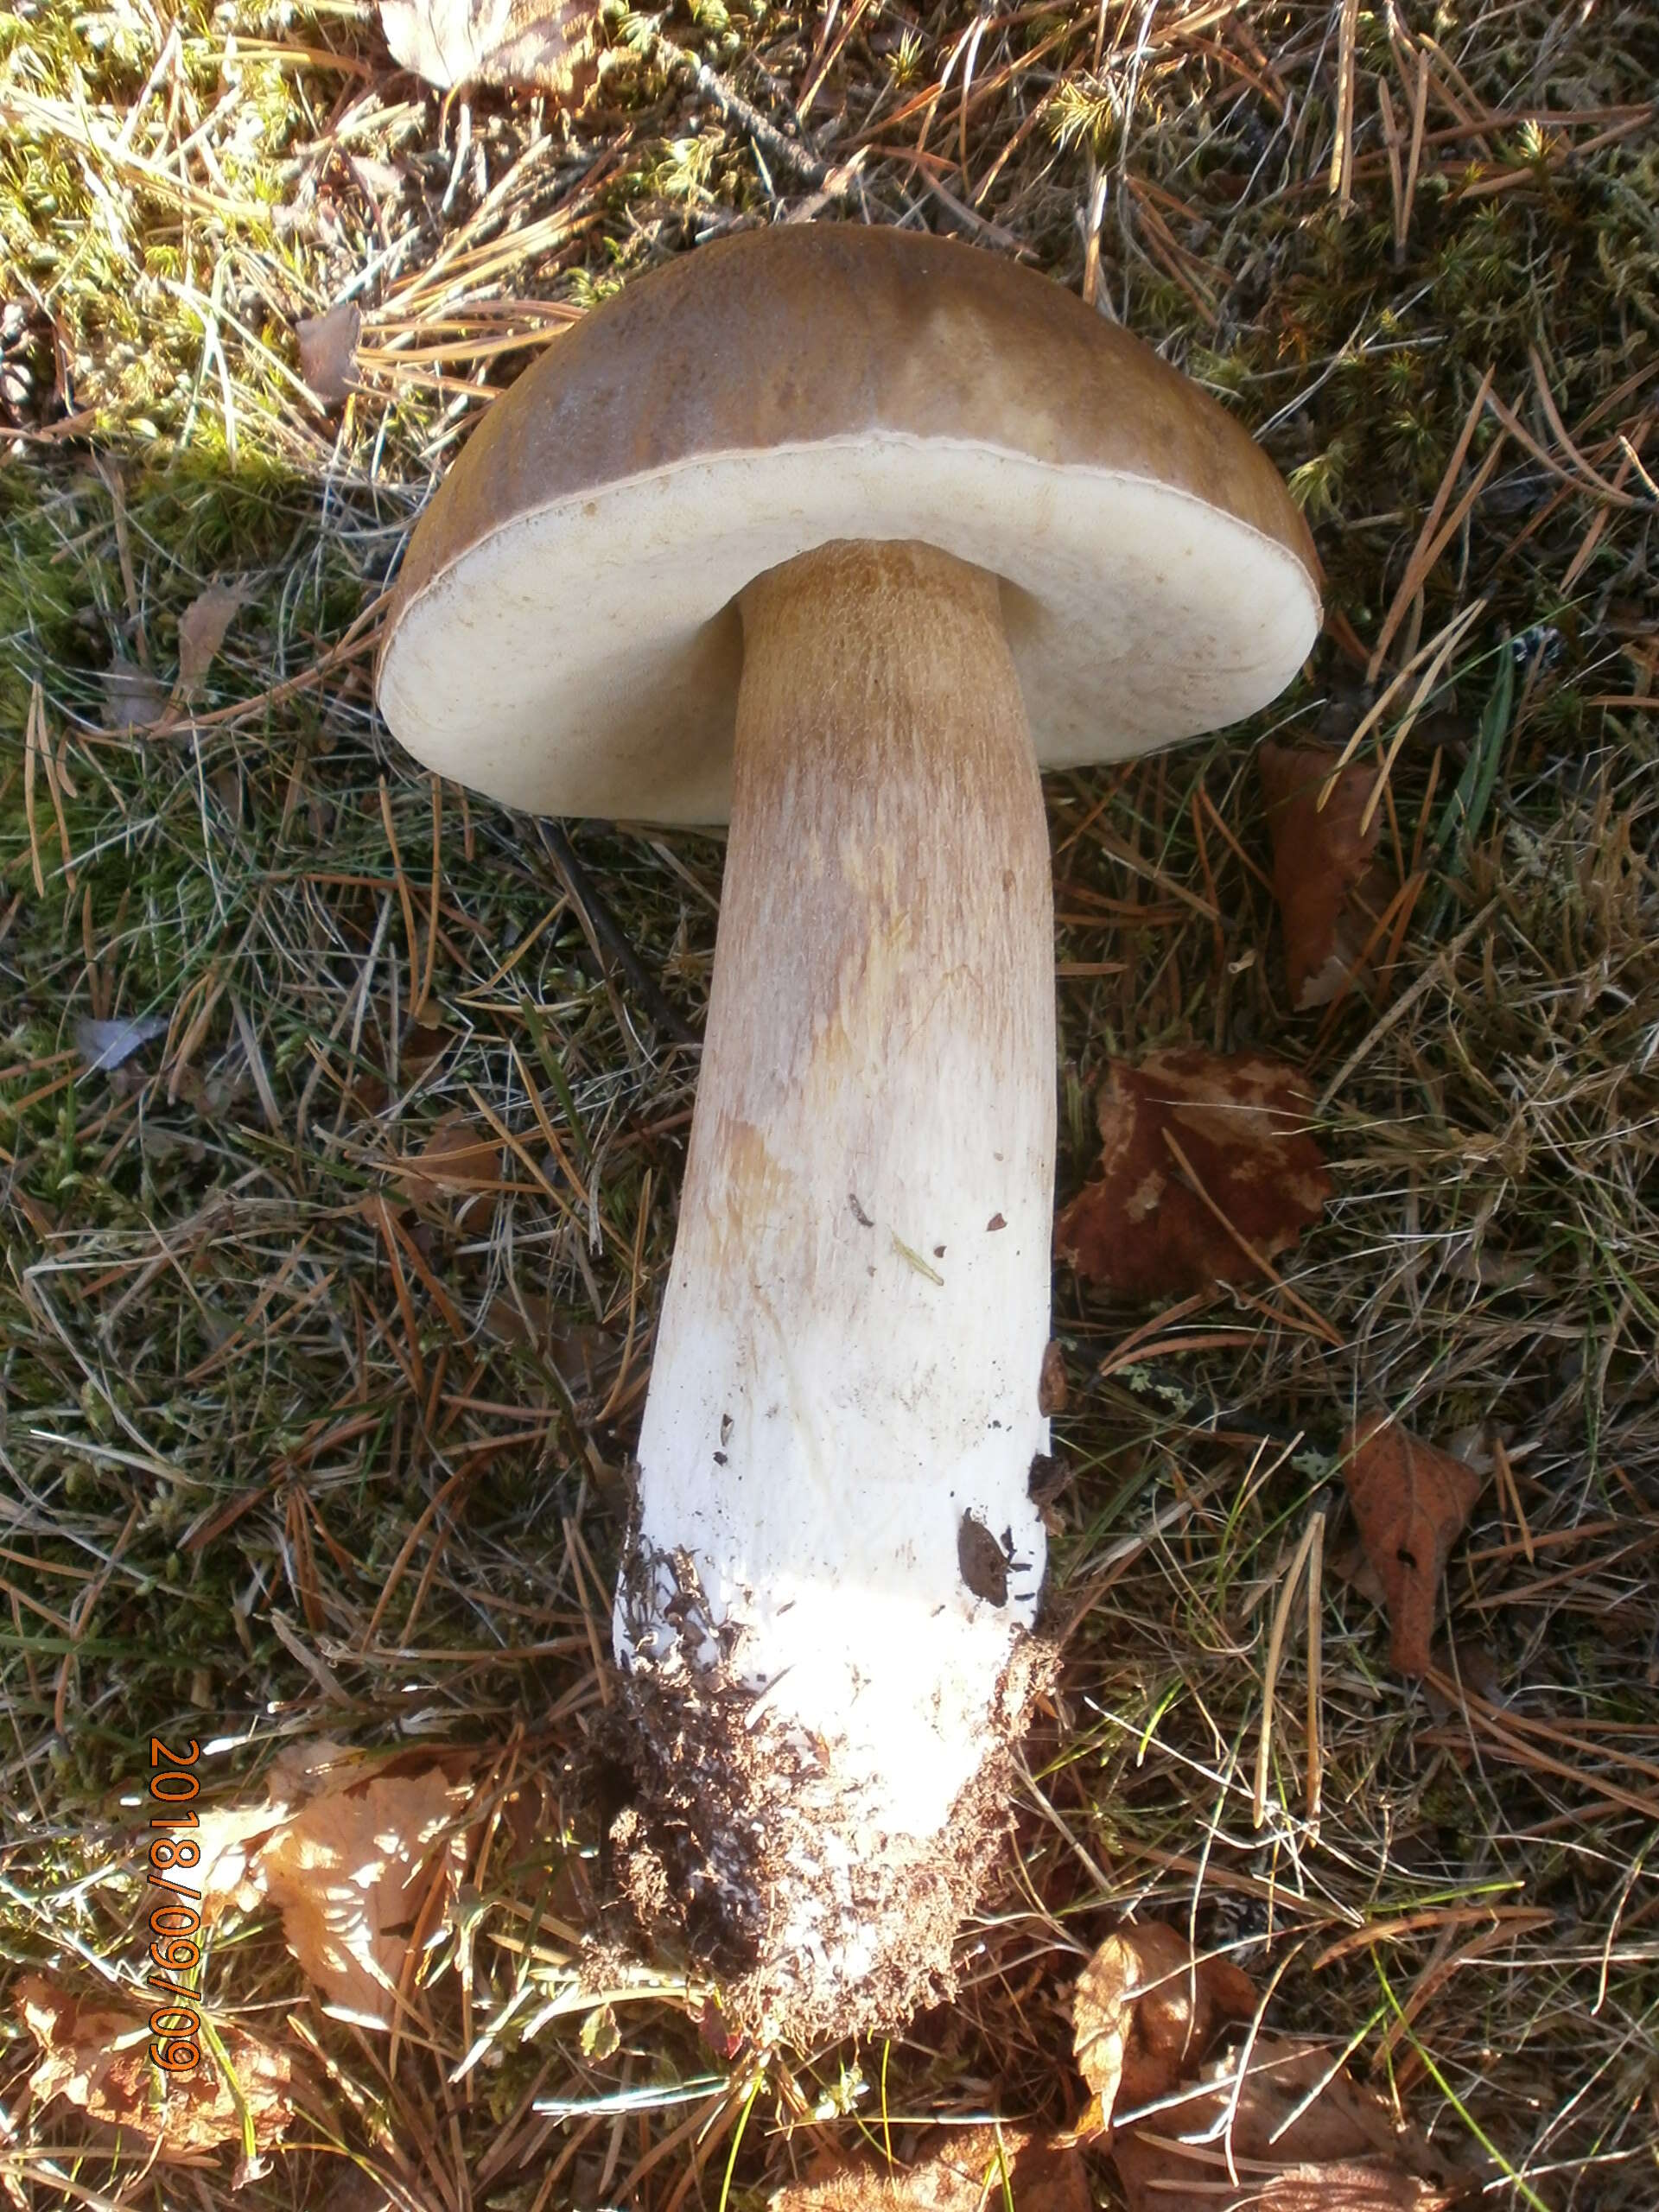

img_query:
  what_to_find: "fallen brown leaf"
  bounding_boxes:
[392,1109,506,1211]
[1072,1923,1257,2139]
[1109,2034,1477,2211]
[190,1796,296,1920]
[772,2127,1089,2212]
[1055,1050,1331,1301]
[399,1013,449,1077]
[100,660,169,732]
[263,1754,467,2025]
[19,1973,309,2158]
[1343,1415,1484,1676]
[378,0,598,95]
[1422,1637,1504,1726]
[482,1300,623,1398]
[340,1067,391,1122]
[194,1742,474,2027]
[1258,741,1395,1010]
[695,1992,746,2061]
[1327,1527,1388,1611]
[296,302,362,408]
[1114,2147,1453,2210]
[176,581,250,697]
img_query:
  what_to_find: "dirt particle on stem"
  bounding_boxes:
[1039,1338,1068,1414]
[958,1510,1011,1605]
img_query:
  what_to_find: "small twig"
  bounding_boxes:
[420,776,442,1017]
[1400,48,1429,251]
[649,27,848,194]
[1492,1436,1535,1567]
[536,820,699,1046]
[1253,1509,1324,1830]
[1328,0,1359,210]
[1304,1511,1324,1835]
[1376,75,1404,251]
[378,776,422,1020]
[1485,383,1654,511]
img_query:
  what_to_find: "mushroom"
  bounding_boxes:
[377,225,1319,2043]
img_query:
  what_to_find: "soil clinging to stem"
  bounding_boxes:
[611,1540,1057,2046]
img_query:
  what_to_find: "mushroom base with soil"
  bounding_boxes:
[611,540,1058,2043]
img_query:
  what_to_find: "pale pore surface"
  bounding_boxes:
[616,540,1054,1859]
[379,438,1322,823]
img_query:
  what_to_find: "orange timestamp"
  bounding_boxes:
[143,1736,206,2072]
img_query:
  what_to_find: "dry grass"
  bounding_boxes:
[3,0,1657,2207]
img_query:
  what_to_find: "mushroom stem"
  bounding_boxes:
[613,540,1057,2040]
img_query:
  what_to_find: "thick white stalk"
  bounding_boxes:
[613,539,1056,2039]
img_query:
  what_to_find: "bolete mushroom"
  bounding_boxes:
[377,224,1319,2043]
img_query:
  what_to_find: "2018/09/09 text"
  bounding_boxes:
[144,1736,205,2072]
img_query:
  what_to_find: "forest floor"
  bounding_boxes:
[2,1,1657,2207]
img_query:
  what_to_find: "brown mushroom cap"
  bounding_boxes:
[378,224,1321,824]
